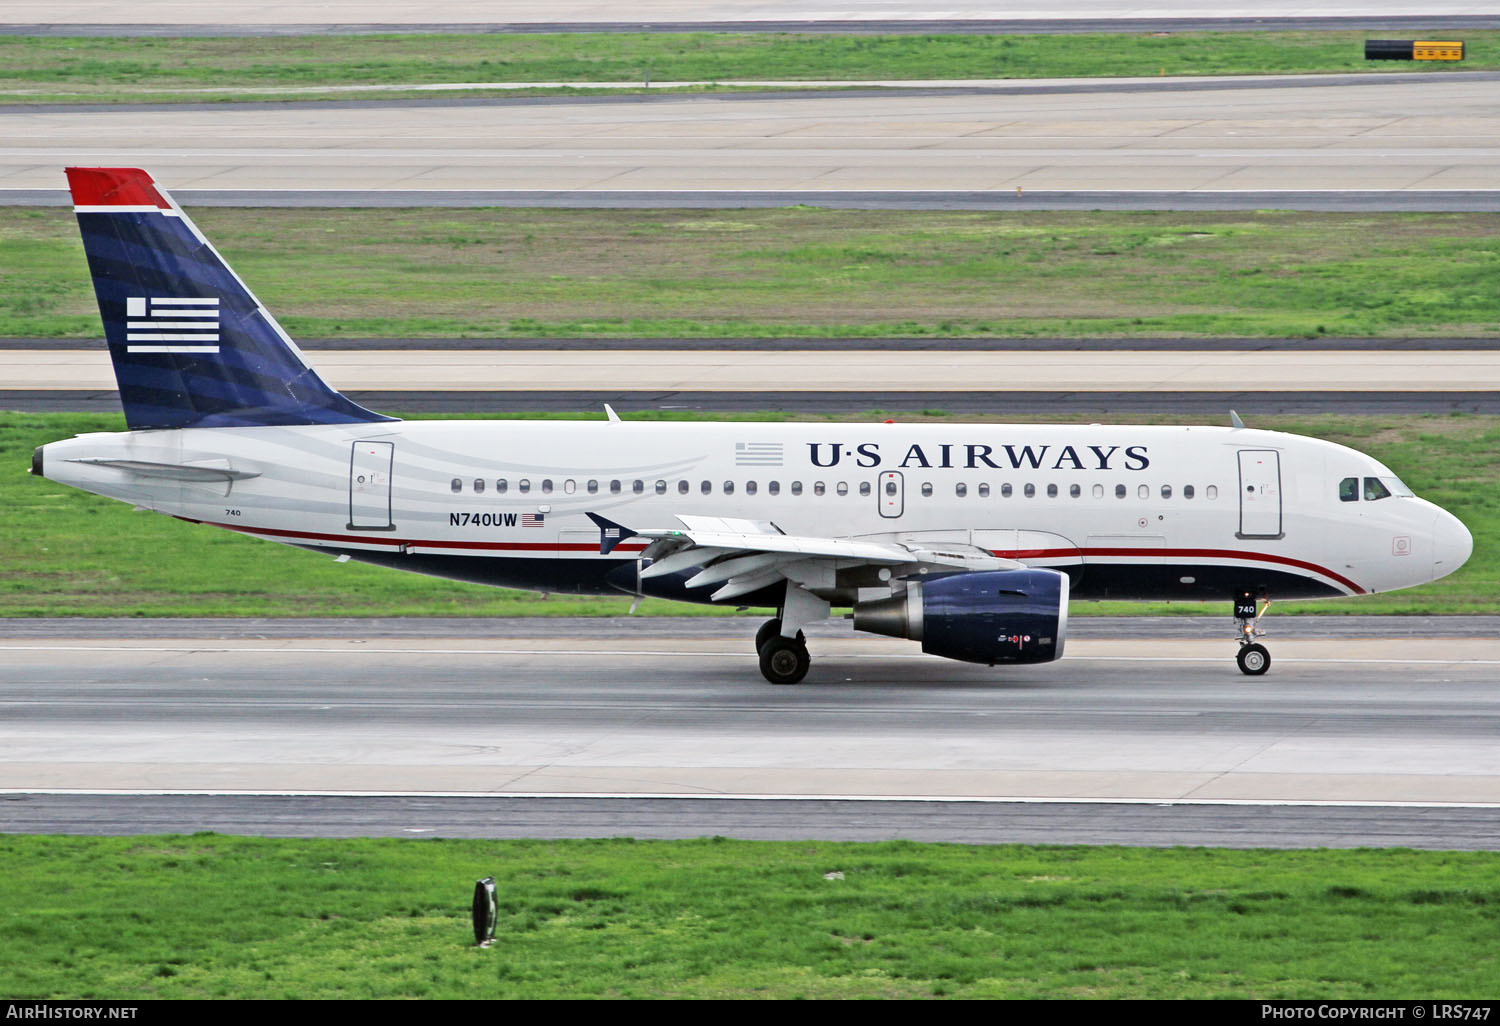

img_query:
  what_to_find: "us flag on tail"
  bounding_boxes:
[125,297,220,353]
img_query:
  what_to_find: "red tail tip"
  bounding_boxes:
[65,167,170,208]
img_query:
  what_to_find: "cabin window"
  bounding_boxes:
[724,481,735,494]
[791,481,803,496]
[564,479,576,494]
[541,479,553,494]
[1364,477,1392,501]
[586,480,598,494]
[1161,484,1172,499]
[1138,484,1149,499]
[610,480,621,494]
[497,479,508,494]
[450,478,462,493]
[1047,483,1058,499]
[655,480,667,495]
[678,480,689,495]
[858,481,869,497]
[769,481,781,495]
[1184,484,1195,499]
[837,482,849,496]
[519,478,531,494]
[978,483,990,498]
[1206,485,1218,500]
[746,481,758,495]
[1115,484,1126,499]
[1070,484,1081,499]
[1024,483,1035,498]
[921,482,933,497]
[1001,483,1012,498]
[814,482,825,496]
[473,478,485,494]
[1093,484,1104,499]
[955,482,967,498]
[632,479,644,494]
[701,480,712,495]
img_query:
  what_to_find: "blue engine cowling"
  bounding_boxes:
[852,568,1069,665]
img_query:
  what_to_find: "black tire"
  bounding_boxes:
[1237,643,1271,676]
[755,618,804,654]
[758,636,811,685]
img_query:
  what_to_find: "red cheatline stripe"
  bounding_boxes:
[65,167,170,209]
[181,517,1362,594]
[990,546,1363,595]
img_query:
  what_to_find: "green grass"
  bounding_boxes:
[6,207,1500,339]
[2,31,1495,103]
[4,411,1495,618]
[1,835,1496,998]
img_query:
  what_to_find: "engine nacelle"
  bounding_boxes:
[852,568,1069,665]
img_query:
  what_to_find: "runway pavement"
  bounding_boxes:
[2,617,1499,848]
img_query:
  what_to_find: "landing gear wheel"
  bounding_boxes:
[1237,643,1271,676]
[758,636,811,685]
[755,618,804,654]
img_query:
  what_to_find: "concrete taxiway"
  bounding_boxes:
[10,1,1496,34]
[2,617,1498,847]
[7,348,1500,403]
[12,347,1500,393]
[5,75,1498,198]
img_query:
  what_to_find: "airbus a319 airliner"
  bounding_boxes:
[33,168,1473,683]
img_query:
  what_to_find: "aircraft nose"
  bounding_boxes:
[1432,508,1473,582]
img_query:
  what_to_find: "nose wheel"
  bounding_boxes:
[1236,642,1271,675]
[1233,591,1272,676]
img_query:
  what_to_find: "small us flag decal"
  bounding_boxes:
[735,441,783,466]
[125,296,220,354]
[521,513,546,527]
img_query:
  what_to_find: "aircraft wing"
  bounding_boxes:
[589,513,1020,602]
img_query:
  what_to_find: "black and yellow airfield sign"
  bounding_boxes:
[1365,40,1466,61]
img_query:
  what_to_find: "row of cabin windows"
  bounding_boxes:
[454,477,863,496]
[451,477,1217,501]
[935,482,1217,500]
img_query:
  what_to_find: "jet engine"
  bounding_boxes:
[852,568,1069,665]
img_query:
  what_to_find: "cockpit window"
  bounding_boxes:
[1364,477,1392,501]
[1339,477,1359,502]
[1383,475,1414,497]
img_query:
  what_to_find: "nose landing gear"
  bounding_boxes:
[1234,590,1271,676]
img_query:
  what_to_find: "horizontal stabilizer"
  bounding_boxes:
[66,457,261,482]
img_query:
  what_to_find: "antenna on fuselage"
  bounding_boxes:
[604,403,622,423]
[1229,410,1245,429]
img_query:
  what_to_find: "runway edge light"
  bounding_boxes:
[473,877,497,948]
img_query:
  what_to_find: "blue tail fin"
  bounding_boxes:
[66,166,393,430]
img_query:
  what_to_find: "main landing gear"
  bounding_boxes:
[756,618,810,685]
[754,584,829,685]
[1233,590,1271,676]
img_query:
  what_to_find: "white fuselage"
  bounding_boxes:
[40,419,1473,605]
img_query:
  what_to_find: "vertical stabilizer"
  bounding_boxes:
[66,166,393,430]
